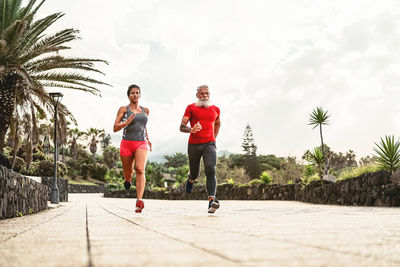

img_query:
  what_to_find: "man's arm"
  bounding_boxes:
[214,117,221,139]
[180,116,202,133]
[180,116,191,133]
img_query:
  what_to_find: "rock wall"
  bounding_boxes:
[0,166,48,219]
[69,183,104,193]
[41,176,69,202]
[104,170,400,207]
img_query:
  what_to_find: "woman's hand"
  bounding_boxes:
[125,113,136,125]
[147,140,152,151]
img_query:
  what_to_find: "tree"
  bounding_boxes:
[102,146,119,169]
[163,152,188,168]
[0,0,109,153]
[242,123,261,179]
[85,128,105,163]
[68,128,84,161]
[308,107,330,174]
[101,134,112,150]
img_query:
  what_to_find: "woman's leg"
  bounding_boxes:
[120,155,134,181]
[134,149,148,199]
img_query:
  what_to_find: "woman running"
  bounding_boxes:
[113,84,152,213]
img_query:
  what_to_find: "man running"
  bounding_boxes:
[180,85,221,213]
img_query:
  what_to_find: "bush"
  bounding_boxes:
[36,160,68,178]
[248,179,264,186]
[259,171,273,184]
[226,178,235,185]
[32,150,47,161]
[91,164,108,181]
[12,156,26,172]
[337,164,380,181]
[301,173,319,185]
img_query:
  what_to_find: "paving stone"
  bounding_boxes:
[0,194,399,266]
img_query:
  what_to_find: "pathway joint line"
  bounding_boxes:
[97,203,243,264]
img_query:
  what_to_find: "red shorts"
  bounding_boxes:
[120,140,148,156]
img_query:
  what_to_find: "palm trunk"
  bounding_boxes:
[0,75,18,154]
[319,124,328,176]
[11,120,20,170]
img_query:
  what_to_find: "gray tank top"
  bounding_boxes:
[122,105,148,141]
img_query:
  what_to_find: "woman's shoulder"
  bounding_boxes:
[142,106,149,115]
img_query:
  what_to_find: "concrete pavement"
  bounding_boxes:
[1,194,400,266]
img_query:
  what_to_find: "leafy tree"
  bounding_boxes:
[308,107,330,174]
[146,161,165,187]
[163,152,188,168]
[242,123,261,179]
[258,154,283,171]
[102,145,119,169]
[216,156,250,184]
[373,135,400,174]
[269,157,304,184]
[101,134,112,150]
[242,123,257,156]
[0,0,109,153]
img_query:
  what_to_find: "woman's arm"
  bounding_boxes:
[113,106,134,132]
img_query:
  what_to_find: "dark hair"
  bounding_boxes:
[127,84,141,96]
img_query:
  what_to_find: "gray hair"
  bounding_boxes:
[197,84,209,92]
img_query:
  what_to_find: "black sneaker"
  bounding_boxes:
[124,180,131,190]
[208,199,220,213]
[185,179,194,193]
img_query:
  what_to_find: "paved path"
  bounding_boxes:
[1,194,400,267]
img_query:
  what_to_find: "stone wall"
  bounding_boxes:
[104,170,400,207]
[69,183,105,193]
[41,176,69,202]
[0,166,48,219]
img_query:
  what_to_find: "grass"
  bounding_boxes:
[66,177,101,186]
[337,164,380,181]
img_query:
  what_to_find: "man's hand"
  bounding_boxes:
[190,122,202,133]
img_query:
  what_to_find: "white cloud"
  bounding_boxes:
[34,0,400,160]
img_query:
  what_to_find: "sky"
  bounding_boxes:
[34,0,400,162]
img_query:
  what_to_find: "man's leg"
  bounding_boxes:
[186,143,202,193]
[202,142,217,197]
[203,142,219,213]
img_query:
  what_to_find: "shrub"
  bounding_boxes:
[373,135,400,174]
[91,164,108,181]
[337,164,380,181]
[248,179,264,186]
[259,171,273,185]
[301,173,319,185]
[226,178,235,185]
[12,156,26,172]
[36,160,68,178]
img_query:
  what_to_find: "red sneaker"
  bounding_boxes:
[135,200,144,213]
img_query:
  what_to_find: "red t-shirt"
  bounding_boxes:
[184,103,220,144]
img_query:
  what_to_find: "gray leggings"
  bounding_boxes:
[188,141,217,197]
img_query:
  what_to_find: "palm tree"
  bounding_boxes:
[308,107,330,174]
[0,0,110,153]
[85,128,105,163]
[68,128,84,161]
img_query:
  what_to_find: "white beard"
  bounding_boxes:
[195,99,212,108]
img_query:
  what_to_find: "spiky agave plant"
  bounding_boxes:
[373,135,400,174]
[304,147,325,180]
